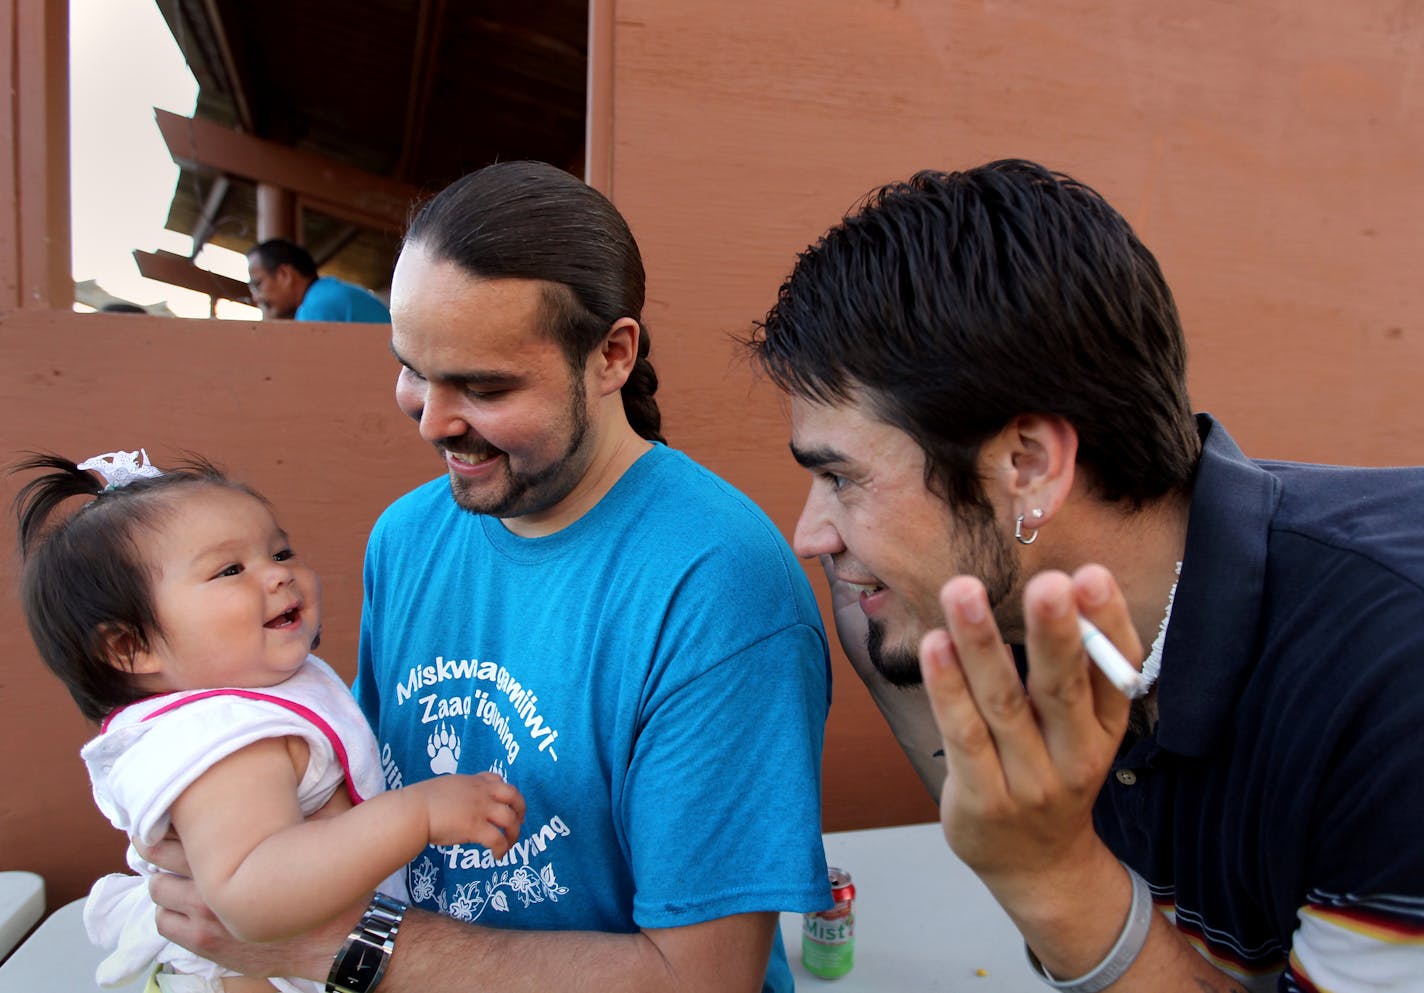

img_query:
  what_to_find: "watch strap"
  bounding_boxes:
[325,892,407,993]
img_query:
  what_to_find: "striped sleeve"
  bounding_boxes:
[1285,892,1424,992]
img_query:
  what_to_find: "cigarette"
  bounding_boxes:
[1077,616,1148,699]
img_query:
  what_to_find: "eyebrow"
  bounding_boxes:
[187,527,291,565]
[788,442,848,471]
[388,343,522,389]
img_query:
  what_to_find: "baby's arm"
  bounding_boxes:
[167,736,524,942]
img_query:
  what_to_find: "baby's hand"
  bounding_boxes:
[411,772,526,856]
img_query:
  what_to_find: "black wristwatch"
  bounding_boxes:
[325,892,407,993]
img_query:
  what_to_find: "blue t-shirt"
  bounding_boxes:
[295,276,390,323]
[355,444,833,991]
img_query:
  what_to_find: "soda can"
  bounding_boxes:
[802,866,855,979]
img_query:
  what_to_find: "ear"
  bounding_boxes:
[274,263,303,290]
[98,622,162,675]
[985,414,1079,525]
[588,317,640,397]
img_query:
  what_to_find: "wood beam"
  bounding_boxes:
[5,0,72,309]
[305,223,361,269]
[395,0,446,180]
[256,183,296,242]
[0,2,17,309]
[155,109,421,234]
[585,0,615,194]
[292,194,412,239]
[188,174,231,256]
[132,249,251,303]
[200,0,256,134]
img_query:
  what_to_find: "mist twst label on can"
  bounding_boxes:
[802,866,855,979]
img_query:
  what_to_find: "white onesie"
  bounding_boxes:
[81,655,405,993]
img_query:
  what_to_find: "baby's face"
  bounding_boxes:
[131,485,323,691]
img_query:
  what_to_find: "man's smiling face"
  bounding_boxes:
[789,391,1020,686]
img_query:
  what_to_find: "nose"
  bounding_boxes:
[792,483,843,559]
[396,373,464,443]
[418,384,469,444]
[265,560,296,591]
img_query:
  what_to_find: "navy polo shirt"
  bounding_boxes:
[1095,415,1424,990]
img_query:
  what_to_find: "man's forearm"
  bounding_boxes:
[297,909,775,993]
[375,911,669,993]
[995,854,1249,993]
[1024,910,1250,992]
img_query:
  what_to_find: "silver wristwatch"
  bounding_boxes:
[325,892,407,993]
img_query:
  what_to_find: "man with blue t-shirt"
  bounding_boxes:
[246,238,391,323]
[153,161,832,993]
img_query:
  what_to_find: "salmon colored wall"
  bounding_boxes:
[0,312,437,907]
[4,0,1424,910]
[602,0,1424,832]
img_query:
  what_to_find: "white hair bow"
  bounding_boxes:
[77,449,164,490]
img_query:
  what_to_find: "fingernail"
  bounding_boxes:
[1082,571,1110,606]
[919,634,948,673]
[957,587,987,623]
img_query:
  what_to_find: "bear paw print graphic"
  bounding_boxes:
[427,722,461,775]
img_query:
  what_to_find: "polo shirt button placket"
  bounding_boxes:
[1115,769,1138,786]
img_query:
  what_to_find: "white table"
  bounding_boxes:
[0,824,1031,992]
[779,822,1036,991]
[0,871,44,962]
[0,897,149,993]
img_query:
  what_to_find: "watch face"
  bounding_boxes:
[326,896,406,993]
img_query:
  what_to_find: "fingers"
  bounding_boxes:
[148,869,201,913]
[1071,564,1143,732]
[921,570,1136,799]
[1022,567,1138,740]
[477,771,527,817]
[918,623,1003,804]
[482,797,524,856]
[450,773,525,856]
[1018,567,1136,796]
[135,833,192,877]
[934,576,1053,792]
[474,771,526,828]
[149,871,224,952]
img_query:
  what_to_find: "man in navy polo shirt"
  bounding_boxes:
[749,159,1424,991]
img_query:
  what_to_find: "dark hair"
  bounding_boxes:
[404,160,664,443]
[248,238,319,280]
[11,452,261,722]
[749,159,1200,509]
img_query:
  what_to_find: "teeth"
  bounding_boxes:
[846,583,883,595]
[448,451,493,465]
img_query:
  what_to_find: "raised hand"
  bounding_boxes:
[917,565,1138,903]
[408,771,526,856]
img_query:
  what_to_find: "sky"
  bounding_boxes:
[69,0,260,318]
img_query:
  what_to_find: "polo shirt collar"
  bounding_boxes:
[1153,414,1281,757]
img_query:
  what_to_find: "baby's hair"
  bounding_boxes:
[11,452,266,722]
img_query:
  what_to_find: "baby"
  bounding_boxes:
[13,449,525,993]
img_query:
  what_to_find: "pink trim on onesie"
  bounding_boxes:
[120,689,365,804]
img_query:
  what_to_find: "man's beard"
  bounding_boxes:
[865,506,1019,688]
[449,375,592,520]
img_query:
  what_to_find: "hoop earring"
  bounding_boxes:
[1014,509,1043,546]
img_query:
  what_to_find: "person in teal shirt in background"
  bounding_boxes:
[246,238,391,323]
